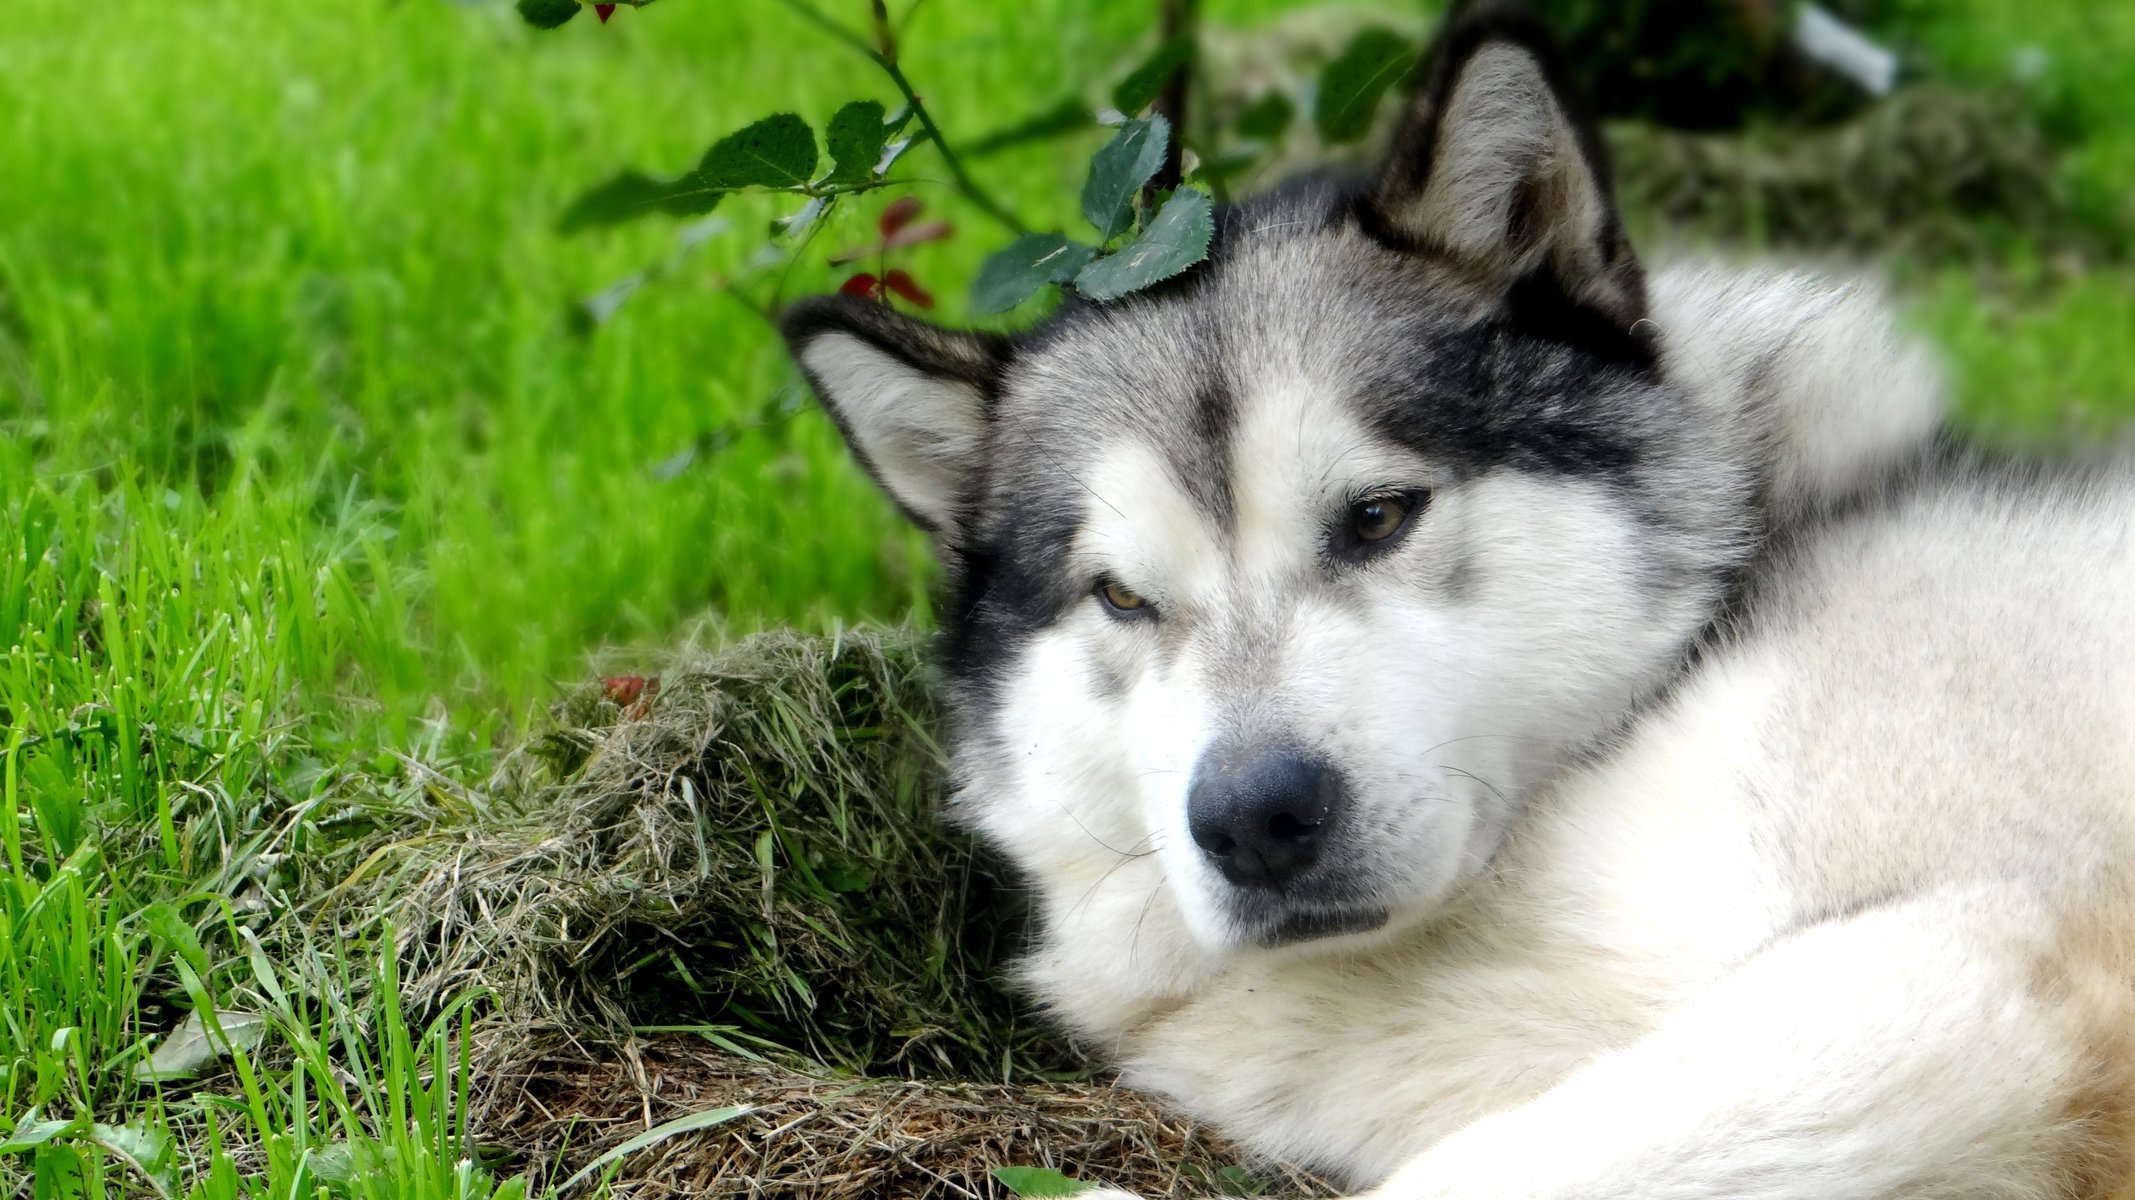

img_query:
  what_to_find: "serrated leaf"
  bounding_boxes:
[824,100,892,185]
[142,902,208,976]
[515,0,580,28]
[560,1106,751,1193]
[305,1143,357,1184]
[1074,187,1211,301]
[1113,33,1195,117]
[971,233,1098,314]
[559,169,722,233]
[89,1122,177,1199]
[1316,27,1417,144]
[132,1010,268,1082]
[991,1166,1097,1197]
[1081,115,1170,243]
[1234,90,1296,141]
[700,113,818,191]
[0,1110,82,1156]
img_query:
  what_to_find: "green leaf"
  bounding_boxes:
[1315,27,1418,145]
[304,1143,357,1185]
[824,100,892,185]
[559,169,722,233]
[991,1166,1097,1197]
[142,901,208,976]
[1074,187,1212,301]
[516,0,580,28]
[1234,90,1296,141]
[1112,33,1195,117]
[560,1106,752,1193]
[89,1122,178,1199]
[1081,115,1170,243]
[0,1109,82,1156]
[970,233,1097,314]
[967,96,1089,157]
[31,1144,86,1200]
[700,113,818,191]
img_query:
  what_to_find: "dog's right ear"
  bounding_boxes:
[1370,3,1646,334]
[780,295,1012,547]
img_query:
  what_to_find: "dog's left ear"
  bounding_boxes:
[1371,4,1645,332]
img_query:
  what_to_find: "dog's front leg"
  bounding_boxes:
[1359,885,2133,1200]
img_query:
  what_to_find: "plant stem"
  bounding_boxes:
[1148,0,1197,198]
[777,0,1029,235]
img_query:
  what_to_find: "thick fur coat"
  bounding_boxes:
[778,7,2135,1196]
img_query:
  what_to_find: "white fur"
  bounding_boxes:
[798,334,985,533]
[971,269,2135,1198]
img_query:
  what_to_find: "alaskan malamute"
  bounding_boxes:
[780,6,2135,1196]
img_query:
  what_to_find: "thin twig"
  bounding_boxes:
[1147,0,1197,199]
[776,0,1029,235]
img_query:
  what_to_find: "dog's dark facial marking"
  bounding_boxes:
[1358,311,1655,481]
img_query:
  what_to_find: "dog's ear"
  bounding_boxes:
[1371,4,1645,332]
[780,295,1011,546]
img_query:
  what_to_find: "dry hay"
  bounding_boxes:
[390,627,1076,1080]
[479,1034,1336,1199]
[1610,84,2114,260]
[375,629,1335,1193]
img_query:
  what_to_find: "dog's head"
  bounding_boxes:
[782,9,1760,993]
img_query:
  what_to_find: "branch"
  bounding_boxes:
[1148,0,1197,197]
[777,0,1029,234]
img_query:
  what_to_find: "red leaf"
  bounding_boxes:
[883,269,935,309]
[881,219,953,251]
[878,195,925,237]
[839,272,884,299]
[594,3,616,21]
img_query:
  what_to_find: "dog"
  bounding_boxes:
[779,6,2135,1196]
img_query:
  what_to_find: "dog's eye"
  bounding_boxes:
[1352,494,1412,542]
[1097,580,1152,617]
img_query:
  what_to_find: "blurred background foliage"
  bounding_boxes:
[2,0,2132,1194]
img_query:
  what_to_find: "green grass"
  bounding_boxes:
[2,0,2133,1195]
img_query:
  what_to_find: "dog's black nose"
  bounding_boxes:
[1187,747,1345,890]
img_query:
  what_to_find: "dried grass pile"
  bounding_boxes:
[1611,85,2115,260]
[382,629,1318,1195]
[478,1034,1334,1200]
[395,628,1077,1079]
